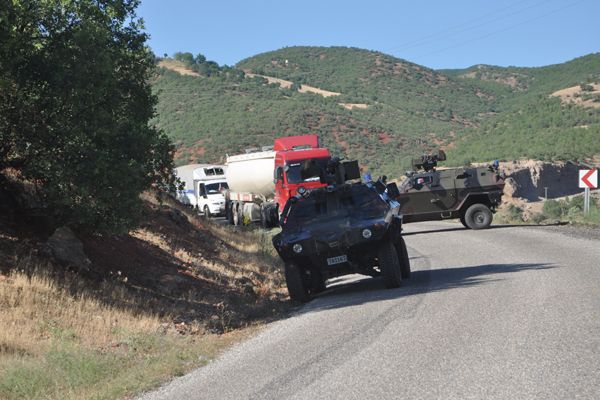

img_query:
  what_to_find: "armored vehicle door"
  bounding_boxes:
[399,171,457,215]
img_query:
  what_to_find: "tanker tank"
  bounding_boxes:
[225,150,276,197]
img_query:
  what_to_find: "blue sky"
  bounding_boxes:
[137,0,599,69]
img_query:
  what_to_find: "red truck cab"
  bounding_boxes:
[273,135,331,213]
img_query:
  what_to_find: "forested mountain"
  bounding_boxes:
[152,47,600,177]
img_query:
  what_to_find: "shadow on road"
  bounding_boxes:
[299,262,555,314]
[403,223,566,236]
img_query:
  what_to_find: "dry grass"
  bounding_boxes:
[0,266,162,357]
[0,192,290,399]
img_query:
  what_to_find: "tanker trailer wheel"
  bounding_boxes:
[395,237,411,279]
[378,240,402,288]
[464,203,492,230]
[284,262,310,302]
[232,202,241,226]
[203,205,211,220]
[226,202,234,225]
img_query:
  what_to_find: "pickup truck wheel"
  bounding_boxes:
[465,203,492,230]
[396,237,411,279]
[203,205,211,219]
[378,240,402,288]
[459,214,469,228]
[284,262,310,302]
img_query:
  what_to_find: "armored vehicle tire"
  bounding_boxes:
[284,262,310,302]
[464,203,492,230]
[378,240,402,288]
[396,237,411,279]
[310,270,327,294]
[459,214,469,228]
[203,205,211,219]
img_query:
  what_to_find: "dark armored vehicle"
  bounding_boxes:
[273,183,410,302]
[396,151,505,229]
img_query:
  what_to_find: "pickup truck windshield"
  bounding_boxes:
[285,185,388,228]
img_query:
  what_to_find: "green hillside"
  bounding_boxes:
[152,47,600,178]
[444,53,600,164]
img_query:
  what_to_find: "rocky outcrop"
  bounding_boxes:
[45,226,91,271]
[501,160,583,201]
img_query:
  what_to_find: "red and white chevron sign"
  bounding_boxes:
[579,169,598,189]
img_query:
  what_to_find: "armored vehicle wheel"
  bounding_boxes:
[378,240,402,288]
[464,203,492,230]
[396,237,411,279]
[284,262,310,302]
[203,205,211,219]
[310,270,327,294]
[459,214,469,228]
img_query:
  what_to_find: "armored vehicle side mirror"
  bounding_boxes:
[386,183,400,198]
[437,150,447,161]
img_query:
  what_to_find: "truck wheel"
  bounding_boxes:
[395,237,411,279]
[260,204,271,229]
[232,202,241,226]
[378,240,402,288]
[203,205,211,219]
[464,203,492,230]
[459,214,469,228]
[284,262,310,302]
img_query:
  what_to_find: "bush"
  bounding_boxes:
[542,199,567,218]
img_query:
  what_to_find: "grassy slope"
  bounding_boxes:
[153,47,600,178]
[443,53,600,164]
[0,194,288,400]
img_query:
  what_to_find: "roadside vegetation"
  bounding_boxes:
[494,195,600,226]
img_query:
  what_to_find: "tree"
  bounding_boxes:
[174,51,194,65]
[0,0,176,233]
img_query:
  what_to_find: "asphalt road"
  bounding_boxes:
[140,221,600,400]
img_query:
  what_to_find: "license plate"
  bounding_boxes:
[327,255,348,266]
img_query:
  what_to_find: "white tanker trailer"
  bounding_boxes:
[225,150,276,225]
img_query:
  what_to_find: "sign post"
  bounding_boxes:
[579,169,598,216]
